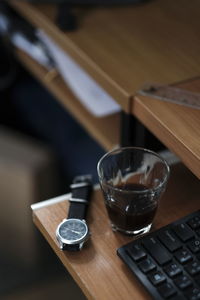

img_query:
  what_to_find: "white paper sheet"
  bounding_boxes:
[37,30,120,117]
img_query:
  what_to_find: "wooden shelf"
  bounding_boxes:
[9,1,200,298]
[133,78,200,179]
[10,0,200,112]
[32,163,200,300]
[16,49,120,151]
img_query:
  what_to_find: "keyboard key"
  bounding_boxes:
[126,243,147,262]
[188,216,200,230]
[158,229,182,252]
[117,210,200,300]
[164,262,182,277]
[138,257,157,273]
[142,237,172,265]
[175,248,193,264]
[186,287,200,300]
[173,223,194,242]
[195,274,200,286]
[148,270,166,286]
[174,274,193,290]
[188,239,200,253]
[186,261,200,276]
[170,296,184,300]
[157,282,177,299]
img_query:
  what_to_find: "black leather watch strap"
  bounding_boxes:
[62,243,80,251]
[68,175,92,220]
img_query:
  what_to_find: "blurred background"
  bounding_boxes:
[0,25,104,299]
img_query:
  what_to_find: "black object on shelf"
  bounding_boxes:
[120,111,165,151]
[117,209,200,300]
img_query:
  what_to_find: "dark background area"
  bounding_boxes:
[0,26,163,298]
[0,38,103,299]
[0,37,105,188]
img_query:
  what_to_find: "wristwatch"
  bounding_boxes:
[56,175,93,251]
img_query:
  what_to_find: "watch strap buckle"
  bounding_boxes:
[69,197,89,204]
[70,182,90,189]
[73,174,92,185]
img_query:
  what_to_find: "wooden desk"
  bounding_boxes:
[10,0,200,112]
[9,0,200,150]
[30,76,200,300]
[31,164,200,300]
[133,78,200,179]
[9,0,200,151]
[7,0,200,299]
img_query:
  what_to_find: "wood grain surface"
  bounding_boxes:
[32,164,200,300]
[10,0,200,111]
[133,78,200,179]
[8,2,200,296]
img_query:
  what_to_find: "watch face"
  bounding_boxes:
[57,219,88,245]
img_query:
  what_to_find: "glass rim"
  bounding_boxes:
[97,146,170,194]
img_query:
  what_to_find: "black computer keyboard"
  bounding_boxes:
[117,210,200,300]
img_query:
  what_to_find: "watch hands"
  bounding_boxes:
[71,229,81,234]
[65,228,80,234]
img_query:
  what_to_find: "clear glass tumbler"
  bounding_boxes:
[97,147,170,235]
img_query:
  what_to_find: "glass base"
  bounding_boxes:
[111,223,152,236]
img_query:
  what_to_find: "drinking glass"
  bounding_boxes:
[97,147,170,235]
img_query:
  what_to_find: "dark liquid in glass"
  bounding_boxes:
[104,183,158,233]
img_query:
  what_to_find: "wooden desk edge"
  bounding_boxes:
[31,190,103,300]
[132,78,200,179]
[31,184,100,211]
